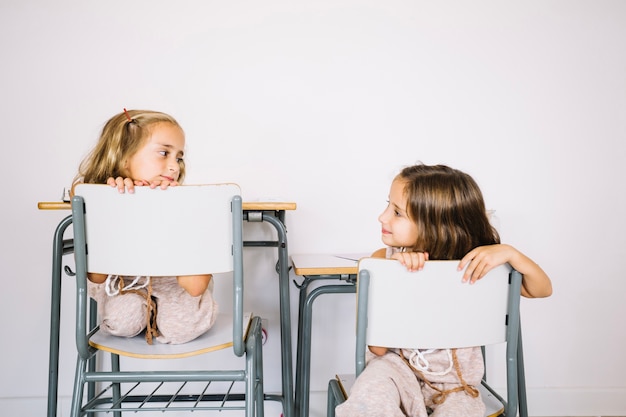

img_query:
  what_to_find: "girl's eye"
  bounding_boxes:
[159,150,168,157]
[177,157,184,163]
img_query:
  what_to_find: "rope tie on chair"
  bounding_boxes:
[400,348,479,405]
[105,275,160,344]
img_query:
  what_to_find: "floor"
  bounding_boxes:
[277,391,626,417]
[308,391,328,417]
[49,391,624,417]
[261,390,325,417]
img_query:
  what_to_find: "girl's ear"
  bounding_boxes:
[118,159,130,179]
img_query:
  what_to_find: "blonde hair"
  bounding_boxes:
[74,109,186,185]
[397,164,500,260]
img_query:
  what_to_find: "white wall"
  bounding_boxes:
[1,1,625,416]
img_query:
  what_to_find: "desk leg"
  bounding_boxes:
[261,214,294,417]
[294,276,336,416]
[294,275,314,417]
[296,284,356,417]
[47,215,73,417]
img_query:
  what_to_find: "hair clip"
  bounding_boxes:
[123,108,132,122]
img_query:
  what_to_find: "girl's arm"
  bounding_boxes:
[373,247,429,271]
[369,346,388,356]
[88,274,213,297]
[176,274,213,297]
[88,273,108,283]
[459,244,552,298]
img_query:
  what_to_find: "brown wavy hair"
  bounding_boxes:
[74,109,186,185]
[397,164,500,260]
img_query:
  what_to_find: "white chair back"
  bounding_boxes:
[357,258,513,350]
[73,183,240,277]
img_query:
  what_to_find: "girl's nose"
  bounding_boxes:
[168,159,180,176]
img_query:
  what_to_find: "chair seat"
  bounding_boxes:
[480,384,505,417]
[89,312,252,359]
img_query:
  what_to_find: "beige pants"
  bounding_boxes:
[88,276,218,344]
[335,348,485,417]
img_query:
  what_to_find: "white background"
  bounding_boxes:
[1,1,625,416]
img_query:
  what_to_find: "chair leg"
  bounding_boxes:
[70,356,87,417]
[327,381,336,417]
[111,353,121,417]
[327,379,345,417]
[246,345,255,417]
[255,321,265,417]
[246,317,264,417]
[86,299,98,404]
[517,331,528,417]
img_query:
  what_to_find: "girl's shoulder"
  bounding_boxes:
[371,247,387,258]
[371,246,404,258]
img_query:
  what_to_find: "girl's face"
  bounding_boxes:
[125,122,185,182]
[378,178,418,249]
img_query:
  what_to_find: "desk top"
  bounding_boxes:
[38,201,297,211]
[291,254,370,276]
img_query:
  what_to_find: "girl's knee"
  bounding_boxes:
[155,298,217,344]
[99,293,147,337]
[156,321,208,344]
[100,316,145,337]
[336,396,410,417]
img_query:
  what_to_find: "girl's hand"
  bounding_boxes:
[390,251,429,272]
[107,177,149,193]
[147,178,180,190]
[460,244,553,298]
[459,244,513,284]
[106,177,179,193]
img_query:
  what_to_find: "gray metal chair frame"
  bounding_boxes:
[326,258,528,417]
[69,184,264,417]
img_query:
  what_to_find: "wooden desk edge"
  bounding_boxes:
[292,266,358,276]
[38,202,72,210]
[242,202,297,211]
[38,201,297,211]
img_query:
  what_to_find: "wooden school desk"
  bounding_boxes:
[39,199,297,417]
[290,254,366,417]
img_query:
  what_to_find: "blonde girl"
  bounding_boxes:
[73,109,217,344]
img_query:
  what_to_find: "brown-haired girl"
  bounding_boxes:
[336,163,551,417]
